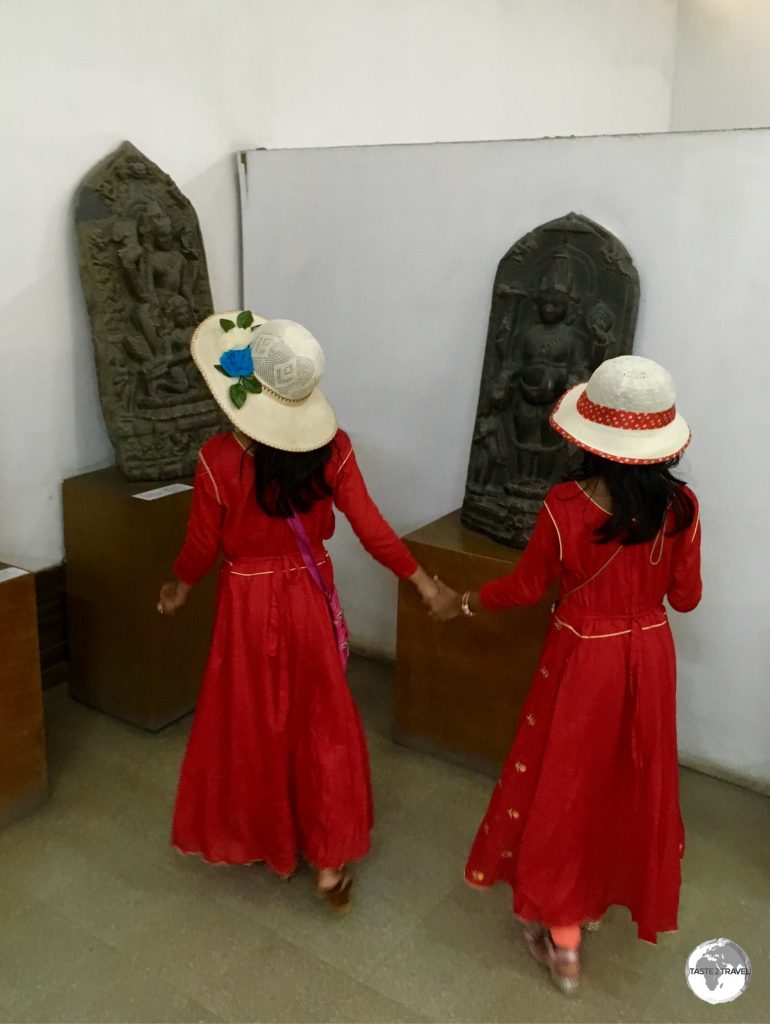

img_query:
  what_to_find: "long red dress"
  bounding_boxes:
[171,430,417,874]
[465,481,702,943]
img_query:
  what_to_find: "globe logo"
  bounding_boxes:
[686,939,752,1004]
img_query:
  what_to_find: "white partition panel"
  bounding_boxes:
[240,130,770,789]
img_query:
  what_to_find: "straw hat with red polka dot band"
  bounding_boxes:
[550,355,691,465]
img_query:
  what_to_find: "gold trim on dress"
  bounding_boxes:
[690,508,700,544]
[543,500,563,561]
[649,525,665,566]
[560,545,622,602]
[199,451,222,505]
[577,481,611,514]
[336,446,354,479]
[227,558,329,578]
[554,616,667,639]
[233,431,254,456]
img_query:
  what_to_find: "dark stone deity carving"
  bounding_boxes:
[462,213,638,548]
[76,141,225,480]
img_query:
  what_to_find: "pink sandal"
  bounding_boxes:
[518,919,581,994]
[542,933,581,995]
[518,918,547,959]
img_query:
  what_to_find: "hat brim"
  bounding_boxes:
[191,311,338,452]
[550,384,691,464]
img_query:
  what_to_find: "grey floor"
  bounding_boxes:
[1,656,768,1024]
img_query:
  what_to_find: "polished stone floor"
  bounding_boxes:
[1,656,768,1023]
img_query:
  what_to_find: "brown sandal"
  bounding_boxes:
[316,871,354,914]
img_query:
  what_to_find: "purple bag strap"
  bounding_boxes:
[287,509,331,600]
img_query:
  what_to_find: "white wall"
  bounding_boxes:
[241,130,770,790]
[0,0,679,569]
[671,0,770,131]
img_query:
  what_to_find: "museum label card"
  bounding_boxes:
[0,566,30,583]
[133,484,193,501]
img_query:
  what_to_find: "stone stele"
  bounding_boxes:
[76,141,225,480]
[462,212,639,548]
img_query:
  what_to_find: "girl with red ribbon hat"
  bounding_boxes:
[429,355,701,994]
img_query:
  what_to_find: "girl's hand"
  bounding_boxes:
[428,578,463,621]
[409,566,439,605]
[157,579,191,617]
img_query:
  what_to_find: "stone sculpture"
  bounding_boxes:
[76,142,224,480]
[462,213,638,548]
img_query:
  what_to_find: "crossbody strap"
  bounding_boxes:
[286,510,331,600]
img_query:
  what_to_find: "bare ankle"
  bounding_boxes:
[316,867,344,891]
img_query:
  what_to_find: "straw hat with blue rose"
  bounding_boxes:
[191,310,338,452]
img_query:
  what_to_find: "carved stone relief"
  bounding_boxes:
[76,141,225,480]
[462,213,638,547]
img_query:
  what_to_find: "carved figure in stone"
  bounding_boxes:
[462,213,638,548]
[76,141,224,480]
[586,300,618,359]
[509,251,591,488]
[470,368,515,489]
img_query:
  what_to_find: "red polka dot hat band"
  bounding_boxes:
[576,391,677,430]
[550,356,691,465]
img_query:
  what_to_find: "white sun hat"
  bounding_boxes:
[550,355,691,464]
[190,311,338,452]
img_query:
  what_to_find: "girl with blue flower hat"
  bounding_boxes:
[157,311,437,910]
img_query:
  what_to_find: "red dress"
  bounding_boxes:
[171,430,417,874]
[465,482,702,943]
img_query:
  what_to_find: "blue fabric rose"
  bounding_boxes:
[219,346,254,378]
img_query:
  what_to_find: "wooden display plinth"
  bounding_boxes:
[395,510,555,774]
[63,468,217,731]
[0,564,47,826]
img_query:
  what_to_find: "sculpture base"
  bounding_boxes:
[0,564,47,827]
[461,486,544,549]
[63,468,217,731]
[394,510,555,773]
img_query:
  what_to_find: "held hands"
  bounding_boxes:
[408,566,466,621]
[157,579,192,617]
[426,577,463,621]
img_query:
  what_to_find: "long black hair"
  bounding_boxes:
[246,440,334,518]
[567,450,695,545]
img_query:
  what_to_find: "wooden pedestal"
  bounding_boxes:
[63,468,217,731]
[394,510,555,774]
[0,564,47,826]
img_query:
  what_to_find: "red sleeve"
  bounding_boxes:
[667,494,702,613]
[172,451,225,586]
[479,500,562,611]
[333,443,419,579]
